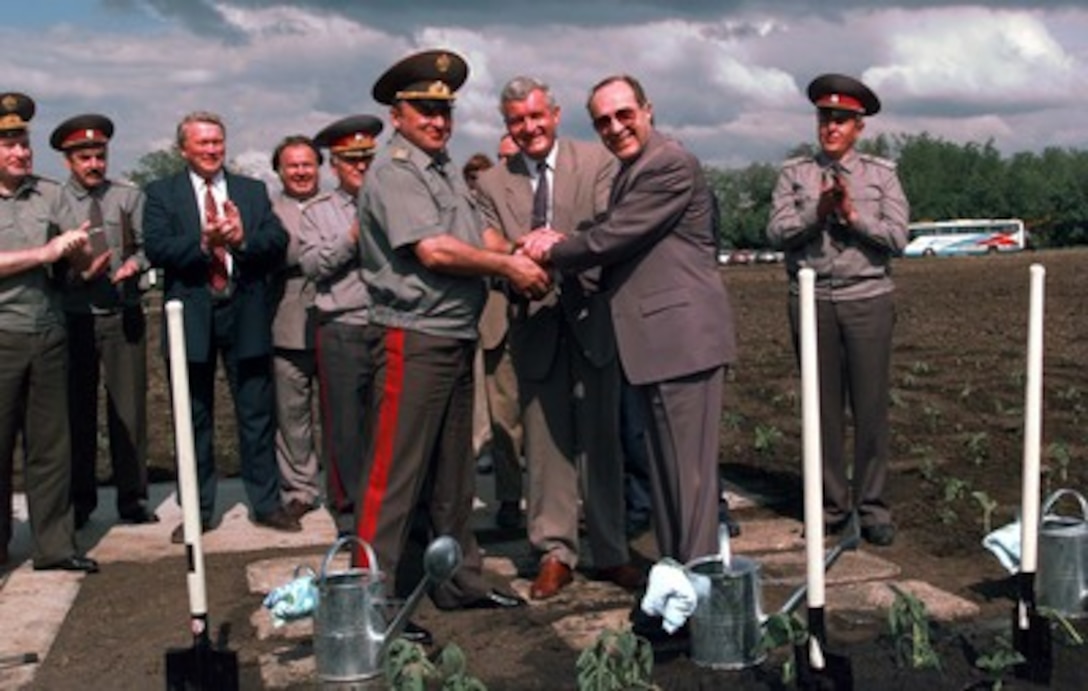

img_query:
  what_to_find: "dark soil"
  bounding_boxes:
[26,249,1088,689]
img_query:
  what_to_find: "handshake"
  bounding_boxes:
[500,227,567,301]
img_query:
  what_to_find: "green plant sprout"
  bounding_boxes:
[753,424,783,457]
[759,611,808,685]
[384,640,487,691]
[576,628,657,691]
[971,490,999,534]
[1045,441,1071,483]
[1039,607,1086,647]
[974,635,1025,691]
[942,476,969,503]
[964,431,989,466]
[887,584,941,670]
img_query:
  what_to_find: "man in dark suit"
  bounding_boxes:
[476,75,641,600]
[520,75,737,565]
[144,111,296,543]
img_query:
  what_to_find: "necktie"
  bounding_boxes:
[87,195,103,228]
[205,181,229,293]
[531,160,549,229]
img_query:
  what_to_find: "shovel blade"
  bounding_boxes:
[165,643,239,691]
[794,644,854,691]
[1011,606,1052,685]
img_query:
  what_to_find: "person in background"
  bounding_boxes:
[144,111,295,543]
[298,115,382,538]
[476,75,641,599]
[0,92,102,572]
[767,73,909,547]
[51,113,155,529]
[269,135,323,521]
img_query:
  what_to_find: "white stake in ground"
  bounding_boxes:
[165,301,208,637]
[799,268,827,671]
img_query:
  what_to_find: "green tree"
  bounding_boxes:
[124,147,186,187]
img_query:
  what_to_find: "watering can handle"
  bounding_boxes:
[1041,488,1088,521]
[318,535,379,583]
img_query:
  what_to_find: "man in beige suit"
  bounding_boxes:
[476,76,642,600]
[269,135,322,519]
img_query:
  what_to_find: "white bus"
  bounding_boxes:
[904,218,1027,258]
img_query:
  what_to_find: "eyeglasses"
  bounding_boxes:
[410,100,453,118]
[592,107,639,132]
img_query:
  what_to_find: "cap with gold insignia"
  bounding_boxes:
[0,92,35,138]
[314,115,384,160]
[371,49,469,106]
[807,73,881,116]
[49,113,115,151]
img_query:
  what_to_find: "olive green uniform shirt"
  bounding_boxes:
[56,177,147,313]
[357,132,485,340]
[0,175,67,331]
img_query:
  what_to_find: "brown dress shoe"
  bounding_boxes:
[530,557,573,600]
[596,563,646,591]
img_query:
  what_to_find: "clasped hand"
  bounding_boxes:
[203,199,245,250]
[816,174,856,226]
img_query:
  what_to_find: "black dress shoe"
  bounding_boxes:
[401,621,434,646]
[461,589,526,610]
[34,555,99,574]
[253,508,303,533]
[862,523,896,546]
[118,506,160,525]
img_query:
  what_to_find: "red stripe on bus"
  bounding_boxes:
[355,327,405,566]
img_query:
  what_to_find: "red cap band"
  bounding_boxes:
[62,128,108,149]
[815,93,864,112]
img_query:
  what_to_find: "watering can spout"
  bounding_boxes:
[379,536,463,659]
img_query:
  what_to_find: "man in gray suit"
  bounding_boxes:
[269,135,322,520]
[521,74,737,566]
[476,76,642,600]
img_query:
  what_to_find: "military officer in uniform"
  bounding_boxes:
[0,92,100,572]
[767,73,910,546]
[269,134,323,520]
[50,114,156,529]
[297,115,381,537]
[356,49,549,614]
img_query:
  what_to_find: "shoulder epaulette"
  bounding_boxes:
[391,147,411,161]
[858,153,897,170]
[779,155,814,170]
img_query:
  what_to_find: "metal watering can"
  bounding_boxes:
[684,518,860,670]
[313,535,463,682]
[1037,488,1088,618]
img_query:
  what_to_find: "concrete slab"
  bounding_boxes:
[828,579,980,622]
[551,608,633,650]
[759,549,902,589]
[0,565,83,689]
[729,517,805,555]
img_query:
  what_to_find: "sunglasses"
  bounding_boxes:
[592,107,639,132]
[818,110,860,125]
[410,99,453,118]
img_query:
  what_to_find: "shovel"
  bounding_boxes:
[162,301,239,691]
[1011,264,1052,685]
[794,267,853,691]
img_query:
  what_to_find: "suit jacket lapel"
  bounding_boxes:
[502,156,533,238]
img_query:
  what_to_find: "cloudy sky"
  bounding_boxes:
[6,1,1088,185]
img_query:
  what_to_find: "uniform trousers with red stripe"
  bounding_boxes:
[356,324,492,607]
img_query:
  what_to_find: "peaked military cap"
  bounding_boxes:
[807,73,881,116]
[372,49,469,106]
[49,113,115,151]
[314,115,384,158]
[0,92,35,137]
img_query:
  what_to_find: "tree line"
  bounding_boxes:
[707,133,1088,250]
